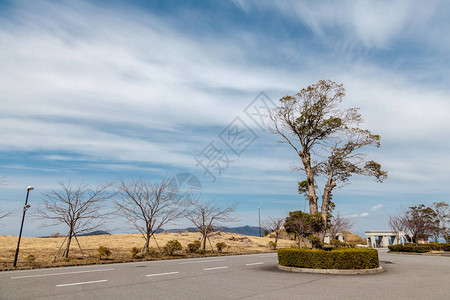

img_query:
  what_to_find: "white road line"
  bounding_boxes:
[258,254,276,257]
[179,259,226,265]
[56,279,108,287]
[203,266,228,271]
[245,262,264,266]
[11,268,114,279]
[146,272,179,277]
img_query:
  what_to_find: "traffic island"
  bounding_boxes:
[278,248,383,275]
[277,264,385,274]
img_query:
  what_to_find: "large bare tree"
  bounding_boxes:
[431,201,449,242]
[389,205,437,244]
[388,212,409,245]
[37,181,115,258]
[187,199,237,252]
[328,213,354,242]
[270,80,387,235]
[263,216,284,244]
[116,178,187,254]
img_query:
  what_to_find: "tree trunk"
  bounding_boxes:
[202,233,207,252]
[320,176,336,242]
[142,233,150,254]
[63,229,73,258]
[301,154,318,214]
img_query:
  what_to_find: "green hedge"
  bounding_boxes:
[278,248,379,269]
[388,243,450,253]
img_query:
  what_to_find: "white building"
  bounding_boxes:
[365,230,404,248]
[324,232,344,244]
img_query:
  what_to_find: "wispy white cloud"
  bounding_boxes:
[235,0,445,50]
[371,204,384,211]
[1,0,450,237]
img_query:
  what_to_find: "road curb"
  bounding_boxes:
[277,264,385,275]
[387,251,450,257]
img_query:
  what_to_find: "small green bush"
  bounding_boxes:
[269,241,277,250]
[308,235,324,249]
[278,248,379,269]
[388,244,431,253]
[26,254,36,262]
[165,240,182,255]
[187,240,201,253]
[216,242,227,253]
[131,247,141,258]
[97,246,112,259]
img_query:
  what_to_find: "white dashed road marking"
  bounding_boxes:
[245,262,264,266]
[179,259,226,264]
[11,268,114,279]
[56,280,108,287]
[146,272,179,277]
[204,266,228,271]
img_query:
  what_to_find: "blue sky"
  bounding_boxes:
[0,0,449,237]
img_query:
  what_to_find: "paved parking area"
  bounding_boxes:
[0,250,449,299]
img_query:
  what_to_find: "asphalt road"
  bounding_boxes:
[1,249,449,299]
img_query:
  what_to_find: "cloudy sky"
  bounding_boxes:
[0,0,449,237]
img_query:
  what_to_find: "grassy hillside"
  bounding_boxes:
[0,232,295,270]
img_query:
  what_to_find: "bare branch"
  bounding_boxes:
[186,199,238,252]
[36,180,116,257]
[115,177,188,254]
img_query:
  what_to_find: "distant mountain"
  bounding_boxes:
[157,225,264,237]
[79,230,111,236]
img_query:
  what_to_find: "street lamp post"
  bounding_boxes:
[13,186,34,268]
[258,207,261,237]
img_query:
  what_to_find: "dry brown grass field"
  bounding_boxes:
[0,232,299,270]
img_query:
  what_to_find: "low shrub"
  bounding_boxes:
[97,246,112,259]
[269,241,277,250]
[216,242,227,253]
[131,247,141,258]
[389,243,450,252]
[331,240,345,247]
[164,240,182,255]
[187,240,201,253]
[443,244,450,251]
[26,254,36,262]
[308,235,324,249]
[278,248,379,269]
[388,244,431,253]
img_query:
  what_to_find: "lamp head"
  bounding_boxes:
[27,186,34,191]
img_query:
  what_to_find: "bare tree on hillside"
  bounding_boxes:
[187,199,237,252]
[263,216,284,244]
[328,213,354,242]
[388,212,408,245]
[37,181,115,258]
[116,178,187,254]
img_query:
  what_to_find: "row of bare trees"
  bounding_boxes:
[389,202,449,243]
[35,178,237,258]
